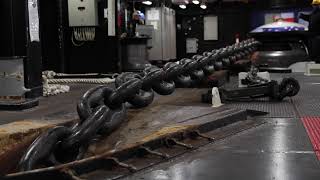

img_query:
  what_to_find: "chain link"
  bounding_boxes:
[18,39,260,171]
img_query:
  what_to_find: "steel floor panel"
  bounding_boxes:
[225,100,297,118]
[223,73,320,118]
[289,74,320,117]
[121,73,320,180]
[123,118,320,180]
[1,73,320,179]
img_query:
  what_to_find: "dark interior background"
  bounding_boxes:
[174,0,311,60]
[39,0,119,73]
[0,0,27,57]
[0,0,314,73]
[175,2,251,59]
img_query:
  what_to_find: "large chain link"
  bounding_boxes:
[18,39,260,171]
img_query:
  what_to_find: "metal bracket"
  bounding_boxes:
[165,138,194,149]
[189,131,215,141]
[104,157,137,172]
[139,146,170,159]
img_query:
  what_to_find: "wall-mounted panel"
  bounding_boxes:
[68,0,98,27]
[204,16,218,41]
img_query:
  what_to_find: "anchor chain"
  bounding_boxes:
[18,39,260,171]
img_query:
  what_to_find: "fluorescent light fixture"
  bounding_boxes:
[200,4,207,9]
[142,1,152,5]
[179,4,187,9]
[192,0,200,5]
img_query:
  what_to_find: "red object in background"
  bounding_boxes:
[281,12,295,22]
[302,117,320,160]
[273,12,295,22]
[118,14,122,29]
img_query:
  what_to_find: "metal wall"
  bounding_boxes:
[146,7,177,61]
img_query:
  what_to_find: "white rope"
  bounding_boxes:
[42,75,70,97]
[47,78,115,84]
[42,71,115,97]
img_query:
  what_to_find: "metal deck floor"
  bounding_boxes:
[1,73,320,179]
[122,117,320,180]
[121,73,320,180]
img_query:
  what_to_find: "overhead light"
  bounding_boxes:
[179,4,187,9]
[200,3,207,9]
[192,0,200,5]
[184,0,189,4]
[142,1,152,5]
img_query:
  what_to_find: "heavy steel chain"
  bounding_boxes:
[18,39,260,171]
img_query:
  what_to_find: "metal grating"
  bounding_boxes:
[223,74,298,118]
[302,117,320,160]
[223,73,320,118]
[225,100,297,118]
[289,74,320,117]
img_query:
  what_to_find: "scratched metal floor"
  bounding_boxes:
[122,118,320,180]
[120,73,320,180]
[2,73,320,179]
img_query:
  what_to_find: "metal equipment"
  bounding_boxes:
[0,0,43,110]
[146,7,177,61]
[202,77,300,103]
[0,57,30,97]
[250,21,310,71]
[136,24,154,48]
[121,37,152,72]
[68,0,99,42]
[0,57,39,110]
[241,65,270,86]
[10,39,259,176]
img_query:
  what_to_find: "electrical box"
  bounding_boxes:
[68,0,98,27]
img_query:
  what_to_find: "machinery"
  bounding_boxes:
[121,25,154,72]
[0,57,40,110]
[250,21,310,71]
[202,66,300,103]
[68,0,99,42]
[0,0,43,110]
